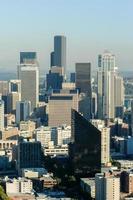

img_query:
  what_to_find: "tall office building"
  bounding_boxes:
[69,109,101,176]
[0,81,9,95]
[114,75,124,118]
[48,90,79,127]
[75,63,91,94]
[95,173,120,200]
[7,92,21,114]
[97,51,123,119]
[76,63,92,119]
[20,52,37,64]
[18,141,41,170]
[0,99,4,131]
[54,35,66,68]
[16,101,31,124]
[18,64,39,111]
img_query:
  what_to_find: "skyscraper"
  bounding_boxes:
[114,75,124,118]
[97,51,123,119]
[0,99,4,131]
[20,52,37,64]
[54,35,66,68]
[18,64,39,111]
[7,80,21,114]
[7,92,21,114]
[75,62,91,94]
[76,63,92,119]
[16,101,31,124]
[69,109,101,175]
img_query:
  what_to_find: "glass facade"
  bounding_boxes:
[69,109,101,176]
[20,52,37,64]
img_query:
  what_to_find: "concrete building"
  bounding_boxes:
[22,168,47,178]
[16,101,31,124]
[56,126,71,146]
[62,82,75,90]
[91,120,110,166]
[18,64,39,111]
[48,90,79,126]
[95,173,120,200]
[4,114,15,127]
[35,126,53,147]
[7,92,21,114]
[6,178,33,194]
[44,145,68,156]
[0,81,9,95]
[2,127,19,140]
[80,178,95,199]
[101,127,110,166]
[19,120,36,132]
[0,140,18,150]
[114,75,124,118]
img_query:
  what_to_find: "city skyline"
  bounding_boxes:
[0,0,132,71]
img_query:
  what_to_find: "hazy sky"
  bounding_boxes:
[0,0,133,72]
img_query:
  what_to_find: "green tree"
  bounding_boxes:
[0,185,10,200]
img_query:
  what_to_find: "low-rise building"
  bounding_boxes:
[6,178,33,194]
[80,178,95,199]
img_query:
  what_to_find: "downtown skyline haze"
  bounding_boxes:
[0,0,133,71]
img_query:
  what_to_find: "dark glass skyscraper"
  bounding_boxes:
[69,109,101,176]
[54,35,66,68]
[75,62,91,94]
[76,63,92,120]
[20,52,37,64]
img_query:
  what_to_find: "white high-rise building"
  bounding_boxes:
[16,101,31,124]
[18,64,39,111]
[0,99,4,131]
[91,120,110,166]
[97,51,124,119]
[95,173,120,200]
[101,127,110,165]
